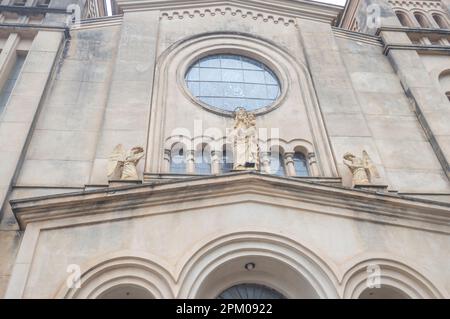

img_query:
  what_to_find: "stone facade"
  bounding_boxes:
[0,0,449,299]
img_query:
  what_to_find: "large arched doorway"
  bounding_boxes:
[98,284,154,299]
[196,255,320,299]
[178,233,339,299]
[195,255,321,298]
[358,286,410,299]
[218,283,286,299]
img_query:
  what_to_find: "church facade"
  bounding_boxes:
[0,0,449,299]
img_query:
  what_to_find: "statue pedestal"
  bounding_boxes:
[231,168,258,173]
[109,180,142,187]
[354,184,389,193]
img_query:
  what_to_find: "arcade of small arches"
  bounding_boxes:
[395,9,450,29]
[162,137,318,177]
[394,9,450,45]
[59,233,444,299]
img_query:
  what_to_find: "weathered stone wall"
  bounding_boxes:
[0,24,120,297]
[337,37,449,193]
[1,0,450,298]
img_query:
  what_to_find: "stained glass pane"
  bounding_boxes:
[218,284,286,299]
[186,54,280,111]
[294,152,309,177]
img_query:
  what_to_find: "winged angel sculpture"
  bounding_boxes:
[343,150,380,186]
[108,145,145,181]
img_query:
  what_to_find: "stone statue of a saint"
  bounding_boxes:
[230,108,259,170]
[108,144,145,180]
[343,150,380,186]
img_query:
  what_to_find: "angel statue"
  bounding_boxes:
[343,150,380,186]
[108,144,145,181]
[229,108,259,170]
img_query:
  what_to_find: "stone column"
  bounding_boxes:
[162,149,171,174]
[284,152,296,177]
[211,150,221,175]
[186,150,195,174]
[308,153,320,177]
[261,152,271,174]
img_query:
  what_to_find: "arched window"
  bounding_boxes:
[185,54,281,112]
[432,14,449,29]
[221,145,234,174]
[414,13,431,28]
[293,152,309,177]
[170,143,187,174]
[396,11,412,27]
[218,284,286,299]
[195,144,211,175]
[270,150,286,177]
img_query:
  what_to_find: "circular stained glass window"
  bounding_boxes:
[185,54,281,112]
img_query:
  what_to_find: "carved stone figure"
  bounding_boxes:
[108,144,145,181]
[343,150,380,186]
[229,108,259,170]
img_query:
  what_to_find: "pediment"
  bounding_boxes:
[116,0,342,24]
[10,172,450,234]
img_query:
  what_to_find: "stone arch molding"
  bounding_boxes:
[55,234,446,299]
[164,135,315,154]
[56,233,341,299]
[341,257,445,299]
[56,251,176,299]
[146,31,338,178]
[176,231,341,298]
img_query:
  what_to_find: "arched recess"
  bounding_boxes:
[145,32,338,179]
[394,10,415,27]
[176,232,340,299]
[413,11,433,28]
[56,252,175,299]
[342,258,444,299]
[431,12,450,29]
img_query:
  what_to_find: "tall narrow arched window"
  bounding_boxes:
[270,150,286,177]
[221,146,234,174]
[195,144,211,175]
[432,14,449,29]
[293,152,309,177]
[396,12,412,27]
[414,13,431,28]
[170,143,187,174]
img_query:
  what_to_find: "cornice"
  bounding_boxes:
[72,14,124,30]
[115,0,343,24]
[332,27,383,46]
[10,172,450,234]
